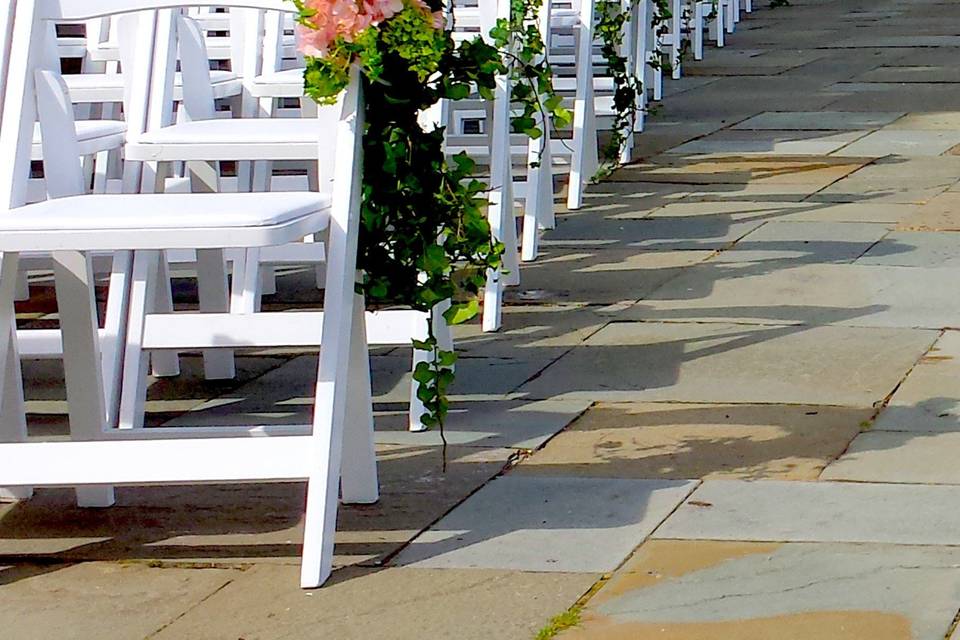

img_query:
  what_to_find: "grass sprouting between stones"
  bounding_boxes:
[534,606,583,639]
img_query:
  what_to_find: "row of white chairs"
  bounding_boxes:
[0,0,761,588]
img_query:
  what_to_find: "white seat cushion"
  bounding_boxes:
[63,70,240,103]
[32,120,127,160]
[255,68,305,85]
[32,120,127,143]
[64,70,238,91]
[0,192,330,252]
[139,119,323,145]
[129,119,326,161]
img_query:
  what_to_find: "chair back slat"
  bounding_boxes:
[0,2,14,123]
[0,0,52,210]
[35,70,85,198]
[36,0,292,21]
[176,15,216,121]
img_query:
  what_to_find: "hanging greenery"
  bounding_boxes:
[594,0,674,174]
[292,0,565,439]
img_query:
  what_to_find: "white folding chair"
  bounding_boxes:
[120,10,448,431]
[0,0,375,589]
[0,1,130,435]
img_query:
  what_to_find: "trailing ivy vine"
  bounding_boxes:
[594,0,678,175]
[293,0,567,450]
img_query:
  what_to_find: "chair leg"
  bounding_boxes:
[101,251,133,428]
[483,59,514,332]
[407,301,455,432]
[118,251,159,430]
[92,149,110,194]
[482,269,503,333]
[13,271,28,302]
[189,161,236,380]
[229,247,262,314]
[717,0,727,48]
[522,121,548,262]
[501,182,521,288]
[340,294,378,503]
[568,5,596,211]
[671,0,682,79]
[694,3,705,60]
[149,252,181,377]
[195,249,236,380]
[52,250,115,508]
[0,254,32,502]
[137,162,180,379]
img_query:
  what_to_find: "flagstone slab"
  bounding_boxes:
[508,248,713,304]
[545,211,760,247]
[450,303,606,359]
[375,398,591,449]
[394,476,697,572]
[671,182,822,202]
[151,564,599,640]
[834,130,960,158]
[891,48,960,67]
[660,77,723,98]
[886,112,960,130]
[654,480,960,545]
[541,216,765,251]
[896,192,960,230]
[710,221,890,264]
[626,119,730,159]
[0,562,240,640]
[616,156,868,186]
[562,540,960,640]
[825,85,960,114]
[627,261,960,329]
[0,445,513,568]
[841,35,960,48]
[22,354,289,430]
[807,184,952,205]
[733,111,903,131]
[821,430,960,484]
[647,200,916,224]
[856,231,960,267]
[515,402,869,480]
[517,322,934,405]
[855,65,960,83]
[683,49,824,77]
[572,181,692,214]
[872,331,960,433]
[162,352,552,423]
[667,130,869,156]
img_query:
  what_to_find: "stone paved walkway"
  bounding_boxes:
[8,0,960,637]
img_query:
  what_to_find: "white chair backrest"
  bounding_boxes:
[176,15,217,120]
[35,70,86,198]
[0,0,293,211]
[0,2,14,128]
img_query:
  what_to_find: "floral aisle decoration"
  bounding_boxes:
[292,0,566,443]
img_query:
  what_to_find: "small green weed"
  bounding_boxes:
[535,606,582,640]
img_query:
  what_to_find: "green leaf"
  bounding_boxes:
[443,299,480,325]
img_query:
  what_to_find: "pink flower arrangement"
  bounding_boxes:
[297,0,443,56]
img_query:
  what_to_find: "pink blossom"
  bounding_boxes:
[296,0,445,58]
[297,0,373,55]
[363,0,404,23]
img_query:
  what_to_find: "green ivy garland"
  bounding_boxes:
[594,0,674,173]
[292,0,565,445]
